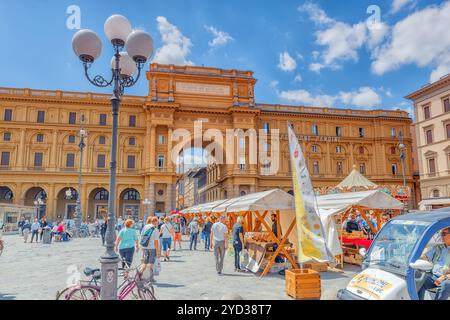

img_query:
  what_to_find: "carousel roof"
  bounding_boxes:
[336,166,378,189]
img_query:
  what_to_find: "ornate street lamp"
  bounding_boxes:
[34,197,44,220]
[397,131,407,187]
[72,14,153,300]
[76,125,87,234]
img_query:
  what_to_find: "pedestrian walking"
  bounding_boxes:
[139,217,160,283]
[115,219,139,269]
[172,217,182,251]
[39,217,48,242]
[18,217,25,236]
[232,217,245,272]
[22,220,31,243]
[100,219,107,246]
[210,215,229,275]
[180,216,187,235]
[160,217,174,261]
[203,217,213,251]
[30,219,40,243]
[189,217,200,250]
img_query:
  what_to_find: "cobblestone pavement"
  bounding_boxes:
[0,234,359,300]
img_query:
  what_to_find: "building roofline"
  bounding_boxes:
[405,74,450,100]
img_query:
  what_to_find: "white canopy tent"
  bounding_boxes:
[336,167,378,189]
[316,190,404,256]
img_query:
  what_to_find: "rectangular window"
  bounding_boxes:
[447,124,450,139]
[34,152,43,167]
[68,135,76,144]
[429,158,436,174]
[359,128,365,138]
[359,146,365,154]
[312,125,318,136]
[360,163,366,174]
[69,112,77,125]
[336,127,342,137]
[37,111,45,123]
[444,98,450,113]
[391,128,396,138]
[97,154,106,168]
[312,145,318,153]
[390,146,396,155]
[423,105,430,120]
[129,137,136,146]
[1,152,10,166]
[391,163,398,175]
[3,132,11,141]
[313,161,319,175]
[158,135,165,145]
[99,114,107,126]
[158,155,165,168]
[3,109,12,121]
[262,122,270,132]
[127,155,136,169]
[66,153,75,167]
[336,146,342,153]
[99,136,106,145]
[36,134,44,143]
[426,129,433,144]
[336,162,343,175]
[129,115,136,127]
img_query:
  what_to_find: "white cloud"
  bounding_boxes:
[371,1,450,83]
[152,16,194,66]
[367,21,389,49]
[391,0,414,13]
[294,74,303,82]
[205,26,233,47]
[312,50,320,60]
[309,63,325,73]
[278,52,297,72]
[278,86,382,108]
[298,2,334,26]
[269,81,279,88]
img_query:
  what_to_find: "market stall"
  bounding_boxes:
[317,189,404,267]
[182,189,299,277]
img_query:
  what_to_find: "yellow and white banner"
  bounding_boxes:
[287,125,332,263]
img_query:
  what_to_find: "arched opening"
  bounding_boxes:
[88,188,109,221]
[0,186,13,204]
[432,189,440,198]
[24,187,47,219]
[119,188,140,220]
[56,187,78,220]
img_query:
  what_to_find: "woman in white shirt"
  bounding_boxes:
[160,217,174,261]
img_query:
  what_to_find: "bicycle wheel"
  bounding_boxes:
[66,285,100,300]
[55,286,74,300]
[138,285,156,300]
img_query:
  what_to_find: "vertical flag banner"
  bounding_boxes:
[287,125,332,263]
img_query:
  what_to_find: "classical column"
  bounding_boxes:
[234,185,240,198]
[50,130,58,170]
[167,126,173,170]
[46,184,56,221]
[150,125,156,171]
[166,184,175,213]
[16,129,26,169]
[148,183,156,216]
[144,116,151,171]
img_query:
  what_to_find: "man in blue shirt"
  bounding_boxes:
[418,227,450,300]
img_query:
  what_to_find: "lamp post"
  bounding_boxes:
[143,198,151,224]
[397,131,407,188]
[75,124,87,235]
[34,197,44,220]
[72,14,153,300]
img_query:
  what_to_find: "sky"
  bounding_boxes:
[0,0,449,119]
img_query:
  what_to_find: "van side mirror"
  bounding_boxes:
[409,260,433,272]
[359,248,367,258]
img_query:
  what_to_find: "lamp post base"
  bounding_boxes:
[100,254,119,300]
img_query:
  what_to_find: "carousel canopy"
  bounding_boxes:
[181,189,294,214]
[336,167,378,189]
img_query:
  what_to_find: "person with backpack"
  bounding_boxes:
[189,217,200,250]
[139,217,160,283]
[160,217,175,261]
[22,220,31,243]
[172,216,182,251]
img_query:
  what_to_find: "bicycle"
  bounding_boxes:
[56,267,101,300]
[61,261,156,300]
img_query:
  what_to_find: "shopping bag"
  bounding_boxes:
[153,258,161,276]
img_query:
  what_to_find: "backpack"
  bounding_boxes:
[140,226,155,247]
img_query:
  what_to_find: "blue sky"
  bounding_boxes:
[0,0,449,117]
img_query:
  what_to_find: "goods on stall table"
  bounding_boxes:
[342,231,365,239]
[285,269,321,300]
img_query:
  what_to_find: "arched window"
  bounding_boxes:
[94,190,109,200]
[123,189,140,200]
[432,189,440,198]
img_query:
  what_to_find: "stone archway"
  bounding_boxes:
[119,188,141,220]
[88,188,109,221]
[24,187,47,219]
[0,186,14,204]
[56,187,78,220]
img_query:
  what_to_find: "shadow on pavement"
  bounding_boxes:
[154,283,186,289]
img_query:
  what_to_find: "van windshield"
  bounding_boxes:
[367,220,430,274]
